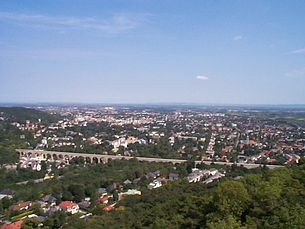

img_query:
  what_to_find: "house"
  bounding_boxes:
[78,200,91,209]
[202,177,214,184]
[0,189,15,200]
[152,170,160,178]
[203,172,225,184]
[168,173,179,181]
[123,179,132,186]
[87,136,99,144]
[96,196,109,204]
[9,201,32,212]
[27,214,46,223]
[59,201,79,214]
[107,183,122,192]
[127,136,137,144]
[209,169,218,176]
[0,189,15,196]
[103,204,115,212]
[41,195,57,206]
[145,170,160,179]
[0,220,23,229]
[0,194,12,201]
[186,169,211,183]
[249,140,257,145]
[147,178,165,190]
[187,170,204,183]
[118,189,141,200]
[97,188,107,196]
[222,146,233,153]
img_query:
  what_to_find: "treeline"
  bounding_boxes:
[0,107,60,124]
[0,123,35,164]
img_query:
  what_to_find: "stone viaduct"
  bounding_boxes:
[16,149,186,165]
[16,149,284,169]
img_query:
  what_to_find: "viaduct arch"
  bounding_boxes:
[16,149,284,169]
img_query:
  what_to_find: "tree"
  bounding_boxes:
[68,184,85,202]
[207,215,247,229]
[212,181,251,217]
[1,197,12,210]
[113,191,119,201]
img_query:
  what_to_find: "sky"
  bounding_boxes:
[0,0,305,105]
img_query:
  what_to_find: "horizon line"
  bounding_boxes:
[1,101,305,107]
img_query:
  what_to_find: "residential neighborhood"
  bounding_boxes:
[0,106,305,228]
[3,106,304,171]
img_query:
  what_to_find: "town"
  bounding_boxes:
[0,105,305,228]
[11,106,305,167]
[2,1,305,227]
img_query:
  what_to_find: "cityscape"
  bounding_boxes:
[0,105,304,228]
[15,106,304,168]
[1,0,305,228]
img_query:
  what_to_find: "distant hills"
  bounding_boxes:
[0,107,60,124]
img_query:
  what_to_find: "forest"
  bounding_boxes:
[0,161,302,228]
[71,164,305,229]
[0,107,60,124]
[0,107,58,165]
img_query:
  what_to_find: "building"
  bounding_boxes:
[78,200,91,209]
[41,195,57,206]
[103,204,115,212]
[9,201,32,212]
[97,188,107,196]
[186,169,210,183]
[96,196,109,204]
[0,220,23,229]
[147,178,163,189]
[118,189,141,200]
[0,189,15,201]
[168,173,179,181]
[0,189,15,196]
[59,201,79,214]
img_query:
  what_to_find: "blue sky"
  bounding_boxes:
[0,0,305,104]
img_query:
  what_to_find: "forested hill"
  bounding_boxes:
[77,165,305,229]
[0,107,59,124]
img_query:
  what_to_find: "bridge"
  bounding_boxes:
[16,149,284,169]
[16,149,186,165]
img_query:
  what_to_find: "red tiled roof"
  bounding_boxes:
[59,201,77,208]
[96,196,109,203]
[262,150,271,155]
[103,205,114,211]
[249,140,257,145]
[9,201,32,211]
[1,220,23,229]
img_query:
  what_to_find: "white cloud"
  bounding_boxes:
[196,75,209,80]
[233,35,243,41]
[290,48,305,54]
[0,11,147,33]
